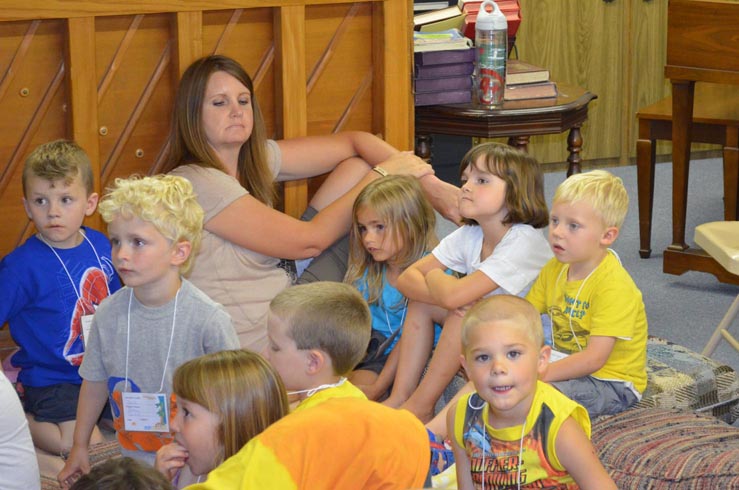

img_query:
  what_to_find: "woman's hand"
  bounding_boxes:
[155,442,189,481]
[379,151,434,179]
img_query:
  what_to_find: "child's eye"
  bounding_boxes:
[33,198,47,206]
[475,354,490,362]
[550,217,559,226]
[476,178,488,184]
[507,350,521,360]
[212,99,225,106]
[460,178,468,186]
[568,223,580,231]
[239,97,251,106]
[376,224,385,232]
[133,238,145,247]
[182,407,191,417]
[110,238,120,247]
[357,225,367,234]
[61,196,74,204]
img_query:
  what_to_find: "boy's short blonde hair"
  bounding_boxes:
[269,282,371,376]
[22,139,94,196]
[461,295,544,351]
[98,174,204,274]
[553,169,629,229]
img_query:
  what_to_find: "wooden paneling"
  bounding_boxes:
[0,0,412,258]
[515,0,673,165]
[0,0,413,349]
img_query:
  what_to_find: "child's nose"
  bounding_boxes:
[491,358,507,374]
[47,201,61,217]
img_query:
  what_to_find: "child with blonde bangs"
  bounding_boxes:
[59,175,238,488]
[387,143,553,423]
[345,175,446,400]
[526,169,647,418]
[155,350,289,487]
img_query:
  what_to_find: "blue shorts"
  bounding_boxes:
[551,376,639,418]
[23,383,82,424]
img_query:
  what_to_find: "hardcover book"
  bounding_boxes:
[414,47,474,66]
[506,60,550,85]
[415,88,472,106]
[414,29,473,53]
[414,62,475,79]
[503,81,558,101]
[463,9,521,39]
[414,5,465,32]
[415,75,472,93]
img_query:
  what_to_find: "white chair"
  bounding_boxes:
[694,221,739,356]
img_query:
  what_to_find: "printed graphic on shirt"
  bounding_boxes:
[64,266,111,366]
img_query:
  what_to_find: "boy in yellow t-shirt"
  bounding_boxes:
[526,169,647,418]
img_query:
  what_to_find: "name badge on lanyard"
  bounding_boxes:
[81,315,94,348]
[121,392,170,432]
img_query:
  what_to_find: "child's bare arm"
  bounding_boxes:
[447,400,475,490]
[58,380,108,488]
[556,417,616,489]
[425,269,497,310]
[396,254,446,303]
[542,336,616,382]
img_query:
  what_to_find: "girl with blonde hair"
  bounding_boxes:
[345,175,444,400]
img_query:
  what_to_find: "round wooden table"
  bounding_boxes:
[414,83,597,176]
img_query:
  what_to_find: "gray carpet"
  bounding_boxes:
[436,157,738,373]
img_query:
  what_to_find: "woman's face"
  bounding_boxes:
[201,70,254,156]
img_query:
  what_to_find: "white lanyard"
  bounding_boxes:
[38,229,109,299]
[288,377,347,397]
[383,298,408,339]
[124,287,179,393]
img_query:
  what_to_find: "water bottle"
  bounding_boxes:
[475,0,507,107]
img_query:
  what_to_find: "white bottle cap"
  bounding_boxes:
[476,0,507,31]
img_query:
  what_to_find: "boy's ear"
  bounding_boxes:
[600,226,619,246]
[459,354,469,378]
[85,192,99,217]
[170,240,192,266]
[537,345,551,377]
[305,349,326,375]
[22,198,32,220]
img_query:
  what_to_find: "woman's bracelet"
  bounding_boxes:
[372,166,388,177]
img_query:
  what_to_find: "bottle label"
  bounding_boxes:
[478,66,504,105]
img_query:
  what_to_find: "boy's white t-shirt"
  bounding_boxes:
[432,224,552,296]
[0,372,40,490]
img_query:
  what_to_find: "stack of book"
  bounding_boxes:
[460,0,520,45]
[504,59,557,101]
[413,29,474,106]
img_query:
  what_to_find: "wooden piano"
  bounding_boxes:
[663,0,739,284]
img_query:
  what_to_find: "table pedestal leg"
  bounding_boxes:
[415,133,432,162]
[507,135,530,152]
[567,125,583,176]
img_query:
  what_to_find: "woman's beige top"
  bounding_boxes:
[169,140,291,352]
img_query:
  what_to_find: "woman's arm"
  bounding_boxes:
[556,417,617,490]
[275,131,397,181]
[206,152,432,260]
[278,131,463,223]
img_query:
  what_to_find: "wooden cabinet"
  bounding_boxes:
[514,0,670,165]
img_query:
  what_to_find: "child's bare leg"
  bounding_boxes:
[28,417,104,455]
[35,448,65,476]
[425,380,474,437]
[401,312,464,423]
[383,302,446,408]
[349,370,380,398]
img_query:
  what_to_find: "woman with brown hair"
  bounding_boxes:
[161,54,459,352]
